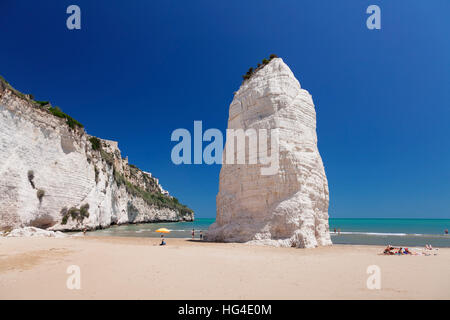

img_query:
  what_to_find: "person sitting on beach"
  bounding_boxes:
[404,248,412,255]
[396,247,404,255]
[160,234,166,246]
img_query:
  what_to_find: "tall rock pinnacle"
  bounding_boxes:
[206,57,332,248]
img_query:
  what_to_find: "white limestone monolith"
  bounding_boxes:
[207,58,332,248]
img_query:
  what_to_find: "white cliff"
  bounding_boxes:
[0,77,193,231]
[206,57,332,248]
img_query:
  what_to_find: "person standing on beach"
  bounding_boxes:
[200,231,203,240]
[192,228,195,239]
[337,228,341,235]
[445,229,448,235]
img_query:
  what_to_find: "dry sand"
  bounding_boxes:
[0,236,449,299]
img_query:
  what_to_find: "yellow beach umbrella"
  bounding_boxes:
[155,228,171,234]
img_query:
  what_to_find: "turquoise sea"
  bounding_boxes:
[89,218,450,247]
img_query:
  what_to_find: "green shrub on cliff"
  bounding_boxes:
[66,115,84,129]
[241,54,278,83]
[1,75,83,130]
[49,106,83,129]
[34,100,49,107]
[36,189,45,202]
[94,166,99,184]
[49,106,65,118]
[100,149,115,167]
[0,75,9,85]
[0,75,28,100]
[60,207,69,225]
[61,204,90,225]
[88,136,114,167]
[27,170,35,189]
[113,169,193,216]
[89,137,101,151]
[80,204,90,220]
[69,207,80,220]
[60,207,68,216]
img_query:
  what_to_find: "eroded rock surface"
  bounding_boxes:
[0,77,193,231]
[4,227,67,238]
[207,58,331,248]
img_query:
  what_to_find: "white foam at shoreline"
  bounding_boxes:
[331,231,448,238]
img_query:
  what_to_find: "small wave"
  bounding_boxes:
[332,231,426,237]
[331,231,449,238]
[337,231,408,236]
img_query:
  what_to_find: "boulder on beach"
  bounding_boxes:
[4,227,68,238]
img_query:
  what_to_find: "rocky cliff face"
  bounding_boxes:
[206,57,331,248]
[0,77,193,231]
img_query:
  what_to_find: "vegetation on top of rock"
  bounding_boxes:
[0,75,83,130]
[0,75,30,101]
[0,75,9,85]
[48,106,84,129]
[89,136,101,151]
[241,54,279,82]
[34,100,49,107]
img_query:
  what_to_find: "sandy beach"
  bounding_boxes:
[0,236,449,300]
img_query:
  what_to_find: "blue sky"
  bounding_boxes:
[1,1,449,218]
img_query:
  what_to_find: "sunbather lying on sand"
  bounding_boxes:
[383,246,416,255]
[383,245,395,255]
[403,248,414,255]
